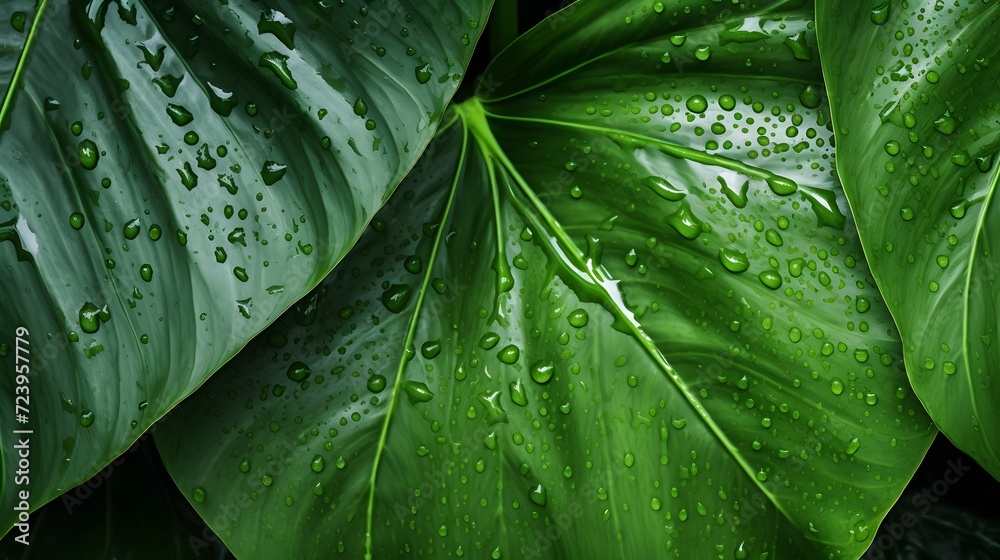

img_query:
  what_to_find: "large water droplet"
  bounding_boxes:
[260,161,287,186]
[404,381,434,403]
[286,361,311,382]
[718,248,750,273]
[641,176,686,201]
[258,9,297,49]
[870,2,890,24]
[79,302,103,334]
[166,103,194,126]
[530,360,554,384]
[381,284,412,313]
[259,52,297,89]
[415,64,432,84]
[529,484,547,506]
[78,140,99,170]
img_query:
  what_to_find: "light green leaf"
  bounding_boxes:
[158,1,934,558]
[0,0,489,533]
[817,0,1000,478]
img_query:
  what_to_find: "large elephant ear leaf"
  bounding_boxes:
[0,0,490,533]
[158,1,934,558]
[817,0,1000,478]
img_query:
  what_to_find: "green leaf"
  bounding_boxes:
[0,0,489,533]
[817,0,1000,478]
[158,1,934,558]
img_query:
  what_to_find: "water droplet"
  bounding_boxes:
[529,484,547,506]
[177,162,198,190]
[381,284,412,313]
[831,378,844,395]
[718,248,750,273]
[530,360,555,384]
[354,98,368,116]
[123,218,140,239]
[870,2,890,24]
[258,9,297,49]
[498,344,520,364]
[477,391,508,424]
[641,176,686,201]
[758,270,782,290]
[798,85,822,109]
[78,140,99,170]
[367,374,386,393]
[404,381,434,403]
[934,112,956,135]
[166,104,194,126]
[10,11,26,32]
[206,82,237,116]
[259,51,297,89]
[568,308,589,327]
[415,64,432,84]
[286,361,311,382]
[260,161,287,186]
[510,378,528,406]
[665,205,704,240]
[79,302,103,334]
[686,95,708,113]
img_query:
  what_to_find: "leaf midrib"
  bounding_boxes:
[362,120,468,557]
[961,163,1000,464]
[0,0,50,129]
[480,111,804,192]
[454,96,799,543]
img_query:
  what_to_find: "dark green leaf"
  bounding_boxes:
[817,0,1000,478]
[0,0,489,533]
[159,1,934,558]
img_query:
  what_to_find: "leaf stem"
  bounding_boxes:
[0,0,51,131]
[363,121,468,558]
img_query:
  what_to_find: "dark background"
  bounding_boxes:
[2,3,998,559]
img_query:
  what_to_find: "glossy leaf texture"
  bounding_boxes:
[0,0,489,533]
[158,1,934,558]
[817,0,1000,478]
